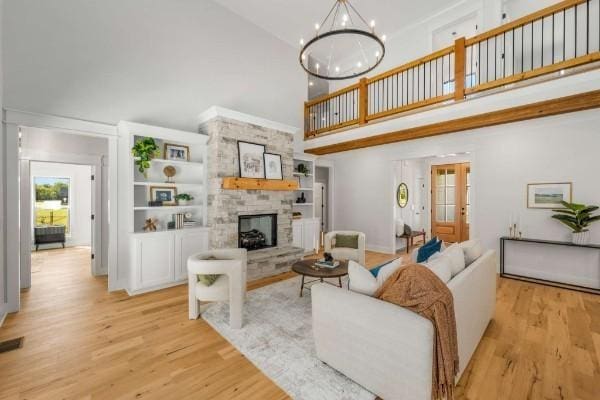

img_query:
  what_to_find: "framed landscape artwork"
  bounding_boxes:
[238,141,265,179]
[264,153,283,180]
[527,182,572,209]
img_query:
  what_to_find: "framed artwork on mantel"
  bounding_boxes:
[238,141,265,179]
[527,182,572,209]
[264,153,283,180]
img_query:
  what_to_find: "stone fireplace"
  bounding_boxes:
[199,111,303,281]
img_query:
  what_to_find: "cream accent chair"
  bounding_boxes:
[324,231,366,265]
[187,248,247,329]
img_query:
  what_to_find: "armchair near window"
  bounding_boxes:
[324,231,366,265]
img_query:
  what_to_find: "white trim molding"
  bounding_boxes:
[198,106,300,135]
[4,109,117,137]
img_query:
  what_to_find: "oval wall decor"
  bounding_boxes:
[397,183,409,208]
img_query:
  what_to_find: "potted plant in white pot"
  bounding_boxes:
[175,193,194,206]
[552,201,600,245]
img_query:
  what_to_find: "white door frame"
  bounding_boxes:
[315,160,335,231]
[20,154,104,288]
[3,109,119,313]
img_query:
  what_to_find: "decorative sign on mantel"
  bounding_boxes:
[222,177,299,191]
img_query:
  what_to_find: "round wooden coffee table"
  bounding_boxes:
[291,259,349,297]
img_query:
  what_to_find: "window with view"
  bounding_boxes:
[34,177,70,233]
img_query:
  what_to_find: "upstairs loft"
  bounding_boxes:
[303,0,600,152]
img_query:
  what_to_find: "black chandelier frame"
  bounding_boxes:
[299,28,386,81]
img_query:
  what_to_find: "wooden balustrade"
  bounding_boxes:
[304,0,600,139]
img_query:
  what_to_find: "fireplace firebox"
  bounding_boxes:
[238,214,277,251]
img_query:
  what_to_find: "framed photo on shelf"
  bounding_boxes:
[150,186,178,206]
[264,153,283,180]
[237,141,265,178]
[164,143,190,161]
[527,182,572,209]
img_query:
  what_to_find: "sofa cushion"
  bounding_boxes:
[440,243,466,278]
[459,239,483,266]
[335,234,359,249]
[423,256,452,283]
[349,259,402,296]
[417,237,442,263]
[348,260,379,296]
[376,259,403,287]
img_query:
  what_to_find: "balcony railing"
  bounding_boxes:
[304,0,600,139]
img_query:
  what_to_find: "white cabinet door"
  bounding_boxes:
[133,234,175,290]
[303,219,319,253]
[175,230,209,281]
[292,220,303,248]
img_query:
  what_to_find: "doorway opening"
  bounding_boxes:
[393,153,473,254]
[19,127,109,291]
[315,165,332,247]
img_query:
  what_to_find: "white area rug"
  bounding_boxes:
[202,276,375,400]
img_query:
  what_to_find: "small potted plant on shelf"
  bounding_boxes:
[552,201,600,245]
[175,193,194,206]
[132,137,160,177]
[296,163,310,176]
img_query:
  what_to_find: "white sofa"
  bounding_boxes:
[324,231,366,265]
[311,248,497,400]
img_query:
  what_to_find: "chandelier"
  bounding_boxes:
[299,0,385,81]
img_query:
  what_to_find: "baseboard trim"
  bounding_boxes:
[125,280,187,296]
[0,305,7,328]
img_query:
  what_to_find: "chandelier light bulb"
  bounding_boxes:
[309,81,314,86]
[300,38,304,45]
[375,51,380,58]
[315,63,320,70]
[315,23,320,30]
[301,53,306,60]
[357,61,362,68]
[370,20,376,28]
[335,66,340,73]
[342,14,349,22]
[381,34,387,42]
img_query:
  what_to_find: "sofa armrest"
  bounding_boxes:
[312,284,434,400]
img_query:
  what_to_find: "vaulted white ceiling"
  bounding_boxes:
[213,0,468,48]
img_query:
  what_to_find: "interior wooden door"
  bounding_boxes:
[431,163,470,243]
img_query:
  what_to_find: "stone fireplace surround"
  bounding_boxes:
[199,111,303,281]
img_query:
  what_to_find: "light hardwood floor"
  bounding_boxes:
[0,247,598,399]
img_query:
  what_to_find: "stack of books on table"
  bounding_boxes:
[314,259,340,269]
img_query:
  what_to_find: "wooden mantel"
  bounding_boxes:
[222,177,299,191]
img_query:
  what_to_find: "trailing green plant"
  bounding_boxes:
[551,201,600,233]
[132,137,160,175]
[175,193,194,201]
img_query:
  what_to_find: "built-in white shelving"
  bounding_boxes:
[118,121,210,296]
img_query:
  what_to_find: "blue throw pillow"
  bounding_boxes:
[417,238,442,263]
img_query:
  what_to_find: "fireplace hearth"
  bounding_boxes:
[239,214,277,251]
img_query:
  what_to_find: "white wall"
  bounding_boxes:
[30,162,92,247]
[0,0,5,318]
[2,0,306,131]
[328,109,600,256]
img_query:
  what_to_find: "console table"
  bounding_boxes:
[500,236,600,294]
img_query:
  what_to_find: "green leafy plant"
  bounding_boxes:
[552,201,600,233]
[175,193,194,201]
[132,137,160,176]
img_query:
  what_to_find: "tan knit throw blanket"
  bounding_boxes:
[374,264,459,400]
